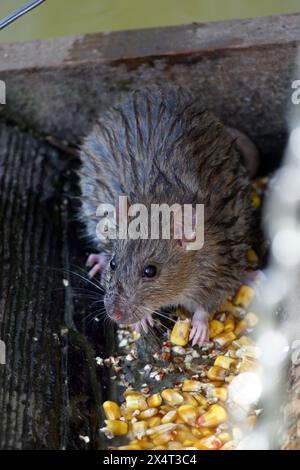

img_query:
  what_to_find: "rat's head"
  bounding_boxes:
[102,237,195,324]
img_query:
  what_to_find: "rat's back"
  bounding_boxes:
[79,86,250,248]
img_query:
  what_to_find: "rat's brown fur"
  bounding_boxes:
[79,86,253,324]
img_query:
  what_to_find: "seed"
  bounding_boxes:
[197,404,228,428]
[103,401,121,420]
[177,404,199,425]
[207,366,227,381]
[234,285,255,308]
[170,319,191,346]
[132,420,148,438]
[247,248,259,263]
[224,314,235,332]
[126,394,148,411]
[212,387,228,402]
[182,380,202,392]
[214,356,236,370]
[209,320,224,338]
[161,410,177,424]
[161,389,184,406]
[147,393,162,408]
[195,435,223,450]
[139,408,158,419]
[104,420,128,436]
[214,331,236,347]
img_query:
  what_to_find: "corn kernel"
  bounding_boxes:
[182,380,202,392]
[236,345,261,359]
[195,435,222,450]
[252,193,261,209]
[182,392,199,406]
[148,416,161,428]
[214,331,236,347]
[219,300,240,315]
[152,431,173,446]
[214,355,236,370]
[146,423,177,436]
[160,405,173,412]
[170,319,191,346]
[103,401,121,420]
[161,410,177,424]
[147,393,162,408]
[161,389,184,406]
[220,440,235,450]
[193,394,208,407]
[132,420,148,438]
[153,446,167,450]
[197,404,227,428]
[138,408,158,419]
[217,432,232,444]
[234,285,255,308]
[224,314,235,332]
[139,438,154,450]
[126,394,147,411]
[237,357,258,373]
[244,312,259,327]
[207,366,227,381]
[212,387,228,402]
[177,404,199,425]
[118,444,141,450]
[235,319,247,336]
[168,441,183,450]
[247,248,259,264]
[105,419,128,436]
[209,320,224,338]
[233,335,255,348]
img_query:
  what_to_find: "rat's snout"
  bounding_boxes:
[110,307,123,322]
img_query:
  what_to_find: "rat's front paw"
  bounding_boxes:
[134,313,154,334]
[189,309,209,346]
[86,253,108,278]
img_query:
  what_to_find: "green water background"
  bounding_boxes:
[0,0,299,44]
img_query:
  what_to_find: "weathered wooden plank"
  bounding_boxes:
[0,14,299,173]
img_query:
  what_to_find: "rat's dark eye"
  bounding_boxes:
[143,265,157,278]
[110,257,117,270]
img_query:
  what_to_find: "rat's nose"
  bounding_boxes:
[111,308,122,321]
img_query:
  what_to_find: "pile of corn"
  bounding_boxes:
[101,278,263,450]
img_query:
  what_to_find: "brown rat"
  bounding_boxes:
[79,86,257,345]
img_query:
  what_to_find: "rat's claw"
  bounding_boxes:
[189,310,209,346]
[86,253,107,278]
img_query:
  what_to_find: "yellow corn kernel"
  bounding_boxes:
[218,432,231,444]
[170,318,191,346]
[182,392,199,406]
[132,420,148,438]
[234,285,255,308]
[236,345,261,359]
[125,394,147,411]
[252,193,261,209]
[197,404,228,428]
[191,427,203,439]
[152,431,173,446]
[103,401,121,420]
[168,441,183,450]
[146,423,177,436]
[220,440,235,450]
[207,366,227,381]
[182,380,202,392]
[153,446,167,450]
[193,394,208,407]
[161,410,177,424]
[147,393,162,408]
[148,416,161,428]
[138,438,154,450]
[177,404,199,425]
[224,314,235,332]
[214,331,236,347]
[237,357,258,373]
[244,312,259,327]
[209,320,224,338]
[118,444,141,450]
[195,435,223,450]
[123,389,142,397]
[212,387,228,402]
[105,419,128,436]
[235,319,247,336]
[138,408,158,420]
[161,389,184,406]
[214,355,236,370]
[219,300,240,315]
[233,335,255,348]
[247,248,259,264]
